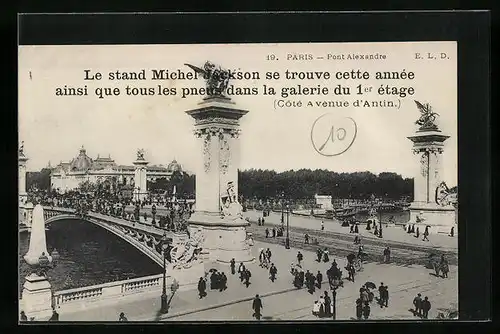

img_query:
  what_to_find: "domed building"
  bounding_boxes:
[166,159,183,173]
[50,146,182,194]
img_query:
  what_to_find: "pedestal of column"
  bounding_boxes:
[21,274,53,319]
[408,128,456,235]
[186,96,254,263]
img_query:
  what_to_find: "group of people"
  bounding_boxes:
[316,247,330,263]
[412,293,432,319]
[404,223,431,241]
[258,248,272,268]
[265,226,284,238]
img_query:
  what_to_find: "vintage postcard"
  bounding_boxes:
[18,41,458,322]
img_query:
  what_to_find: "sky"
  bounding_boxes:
[18,42,457,186]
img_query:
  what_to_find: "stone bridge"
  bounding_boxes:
[42,207,185,267]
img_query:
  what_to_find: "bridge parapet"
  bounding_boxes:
[51,273,163,313]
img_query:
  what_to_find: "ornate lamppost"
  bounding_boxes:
[160,232,171,314]
[280,191,285,227]
[285,203,290,249]
[331,286,338,320]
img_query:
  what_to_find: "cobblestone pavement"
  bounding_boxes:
[53,239,457,321]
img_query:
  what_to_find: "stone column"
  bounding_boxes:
[133,158,149,202]
[19,146,28,205]
[408,128,455,233]
[186,96,254,263]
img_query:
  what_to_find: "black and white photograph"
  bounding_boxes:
[18,39,461,322]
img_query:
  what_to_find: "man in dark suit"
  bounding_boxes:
[252,294,263,320]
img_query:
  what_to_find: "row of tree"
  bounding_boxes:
[238,169,414,201]
[26,168,415,201]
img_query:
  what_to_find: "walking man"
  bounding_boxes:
[238,263,246,282]
[356,298,363,320]
[362,302,371,320]
[252,294,263,320]
[244,268,252,288]
[230,258,236,275]
[381,284,389,307]
[383,247,391,263]
[266,248,272,262]
[316,270,323,289]
[297,251,303,266]
[422,296,431,319]
[413,293,422,317]
[269,263,278,282]
[198,276,207,298]
[423,226,430,241]
[321,220,325,231]
[305,233,309,244]
[272,227,276,238]
[265,228,269,238]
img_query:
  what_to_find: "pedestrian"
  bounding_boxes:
[321,220,325,231]
[220,272,228,291]
[378,282,385,307]
[198,276,207,298]
[258,217,261,226]
[316,248,323,262]
[423,227,430,241]
[305,233,309,244]
[362,302,371,320]
[323,248,330,263]
[383,247,391,263]
[416,226,420,238]
[298,270,305,288]
[356,298,363,320]
[324,291,332,317]
[347,263,355,282]
[266,248,272,262]
[49,308,59,321]
[440,255,449,278]
[316,270,323,289]
[269,263,278,282]
[350,224,354,233]
[382,284,389,307]
[244,269,252,288]
[272,227,276,238]
[119,312,128,321]
[360,287,369,304]
[374,224,379,236]
[252,294,263,320]
[265,228,269,238]
[412,224,416,233]
[230,258,236,275]
[238,263,246,282]
[259,250,265,267]
[297,251,303,265]
[20,311,27,321]
[354,224,359,234]
[450,226,455,237]
[413,293,422,317]
[422,296,431,319]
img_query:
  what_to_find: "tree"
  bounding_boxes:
[26,168,51,191]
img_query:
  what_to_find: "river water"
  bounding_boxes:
[18,219,162,295]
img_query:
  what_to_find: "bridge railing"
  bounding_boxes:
[52,273,164,313]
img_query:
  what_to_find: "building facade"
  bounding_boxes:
[50,146,182,193]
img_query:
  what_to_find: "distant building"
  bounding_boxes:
[314,194,333,210]
[50,146,182,193]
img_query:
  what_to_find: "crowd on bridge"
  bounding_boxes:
[26,189,193,233]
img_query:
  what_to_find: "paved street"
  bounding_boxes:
[55,239,457,321]
[244,210,458,250]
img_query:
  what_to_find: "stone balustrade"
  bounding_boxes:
[52,273,163,313]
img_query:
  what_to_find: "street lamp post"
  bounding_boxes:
[160,233,169,314]
[285,203,290,249]
[280,191,285,226]
[332,287,337,320]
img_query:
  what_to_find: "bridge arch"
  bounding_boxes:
[42,209,165,267]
